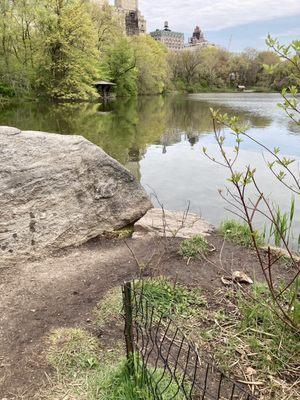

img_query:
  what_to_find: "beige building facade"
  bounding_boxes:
[150,22,184,51]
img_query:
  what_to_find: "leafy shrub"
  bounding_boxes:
[0,84,15,97]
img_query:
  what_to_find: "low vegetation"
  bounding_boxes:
[94,277,206,327]
[219,219,265,247]
[39,272,299,399]
[196,284,300,399]
[42,278,202,399]
[135,277,206,317]
[178,234,210,260]
[45,327,143,399]
[47,328,101,376]
[93,286,123,328]
[45,329,184,400]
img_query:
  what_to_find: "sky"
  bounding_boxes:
[136,0,300,51]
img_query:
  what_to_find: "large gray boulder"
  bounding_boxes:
[0,126,152,262]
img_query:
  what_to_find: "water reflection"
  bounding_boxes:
[0,94,274,166]
[1,94,299,241]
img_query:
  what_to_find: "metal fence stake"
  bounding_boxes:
[123,281,135,376]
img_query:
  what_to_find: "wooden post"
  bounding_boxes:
[123,281,135,376]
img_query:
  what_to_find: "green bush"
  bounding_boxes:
[0,83,15,97]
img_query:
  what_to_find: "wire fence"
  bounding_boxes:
[122,280,259,400]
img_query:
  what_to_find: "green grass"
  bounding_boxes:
[219,219,265,247]
[44,328,185,399]
[93,286,123,328]
[103,225,134,239]
[178,234,210,260]
[47,328,100,376]
[211,284,299,376]
[93,278,206,328]
[269,198,295,247]
[135,277,206,318]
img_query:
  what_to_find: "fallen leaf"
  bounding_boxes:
[232,271,253,284]
[221,276,233,286]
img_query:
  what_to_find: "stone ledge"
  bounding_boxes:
[133,208,214,239]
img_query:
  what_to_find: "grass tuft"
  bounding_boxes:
[179,234,210,260]
[136,277,206,318]
[219,219,265,247]
[47,328,100,376]
[93,286,123,328]
[44,327,184,400]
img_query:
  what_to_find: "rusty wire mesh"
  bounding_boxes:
[122,280,259,400]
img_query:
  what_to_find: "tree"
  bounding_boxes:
[0,0,39,96]
[169,49,202,90]
[34,0,99,101]
[102,37,138,97]
[133,35,169,94]
[200,46,230,87]
[91,1,123,51]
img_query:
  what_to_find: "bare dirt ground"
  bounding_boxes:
[0,233,292,399]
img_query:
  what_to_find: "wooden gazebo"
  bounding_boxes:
[94,81,116,99]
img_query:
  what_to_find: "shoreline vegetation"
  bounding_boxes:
[0,87,287,108]
[0,1,298,103]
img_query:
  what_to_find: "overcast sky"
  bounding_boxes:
[136,0,300,51]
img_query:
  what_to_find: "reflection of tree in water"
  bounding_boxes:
[167,95,272,132]
[287,121,300,135]
[0,94,277,168]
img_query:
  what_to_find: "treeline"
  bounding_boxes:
[169,45,298,92]
[0,0,168,100]
[0,0,297,101]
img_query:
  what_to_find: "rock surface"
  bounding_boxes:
[133,208,213,239]
[0,126,152,262]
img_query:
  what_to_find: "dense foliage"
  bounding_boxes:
[169,45,296,92]
[0,0,169,100]
[0,0,297,100]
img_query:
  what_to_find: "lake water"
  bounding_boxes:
[1,93,300,243]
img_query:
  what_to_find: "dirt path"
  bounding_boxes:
[0,237,148,399]
[0,234,290,399]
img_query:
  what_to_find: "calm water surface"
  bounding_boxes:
[1,93,300,240]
